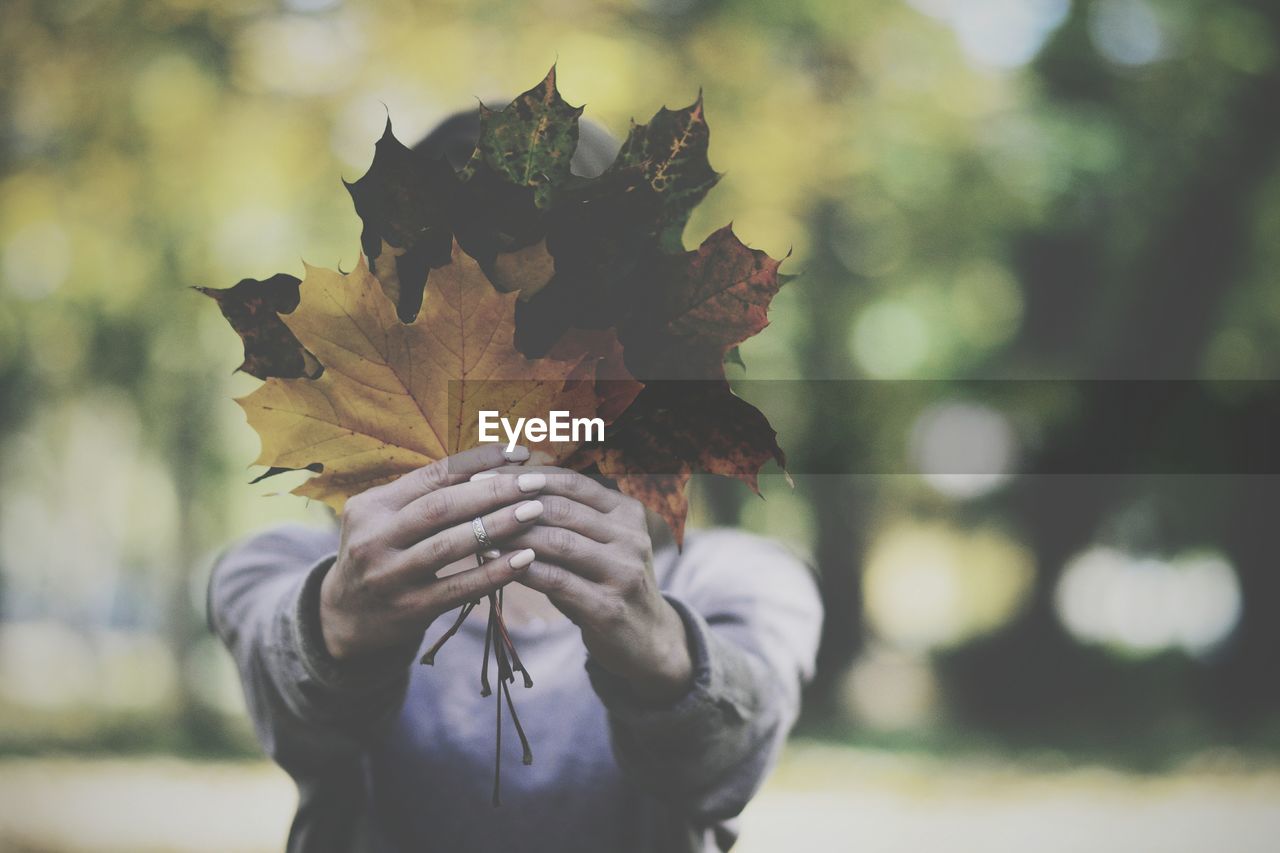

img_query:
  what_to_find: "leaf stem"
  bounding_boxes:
[493,639,503,808]
[502,672,534,765]
[480,591,494,697]
[419,600,476,665]
[418,555,536,805]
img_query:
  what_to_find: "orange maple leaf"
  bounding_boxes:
[238,240,622,511]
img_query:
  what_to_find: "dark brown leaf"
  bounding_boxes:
[621,224,786,379]
[197,273,321,380]
[594,381,787,544]
[345,120,459,322]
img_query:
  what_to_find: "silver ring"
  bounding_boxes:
[471,516,495,551]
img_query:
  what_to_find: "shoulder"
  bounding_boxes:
[677,526,810,569]
[236,522,340,559]
[656,527,824,673]
[207,523,340,636]
[657,526,817,598]
[211,522,340,583]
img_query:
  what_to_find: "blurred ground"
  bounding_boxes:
[2,740,1277,853]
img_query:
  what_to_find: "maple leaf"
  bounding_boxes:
[606,92,721,253]
[451,160,543,271]
[344,121,459,323]
[238,241,619,511]
[509,93,723,354]
[346,122,543,326]
[197,273,321,380]
[620,224,786,380]
[462,65,583,208]
[546,328,642,424]
[514,167,663,355]
[460,64,581,207]
[489,237,555,298]
[561,226,786,544]
[588,380,787,546]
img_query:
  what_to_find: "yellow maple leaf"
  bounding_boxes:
[239,240,605,511]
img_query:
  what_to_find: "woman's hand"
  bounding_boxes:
[486,466,694,704]
[318,445,547,661]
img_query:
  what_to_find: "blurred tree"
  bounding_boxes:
[937,0,1280,734]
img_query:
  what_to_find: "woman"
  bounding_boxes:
[208,111,822,853]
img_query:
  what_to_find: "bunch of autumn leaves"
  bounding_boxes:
[203,66,790,547]
[203,66,790,804]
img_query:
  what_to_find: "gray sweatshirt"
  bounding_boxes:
[208,523,822,853]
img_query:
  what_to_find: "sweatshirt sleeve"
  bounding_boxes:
[584,528,823,824]
[206,524,419,779]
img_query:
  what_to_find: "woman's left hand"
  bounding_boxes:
[477,466,693,704]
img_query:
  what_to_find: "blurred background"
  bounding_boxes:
[2,0,1279,850]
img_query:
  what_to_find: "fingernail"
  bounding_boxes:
[514,500,544,522]
[504,446,530,462]
[470,471,498,482]
[480,548,501,560]
[510,548,535,569]
[517,472,546,493]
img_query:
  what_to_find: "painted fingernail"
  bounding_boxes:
[470,471,498,482]
[504,446,530,462]
[514,500,544,522]
[480,548,501,560]
[510,548,535,570]
[517,472,546,493]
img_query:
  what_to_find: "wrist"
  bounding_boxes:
[317,567,356,661]
[623,601,694,705]
[294,553,419,695]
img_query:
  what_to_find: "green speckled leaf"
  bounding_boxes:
[463,65,583,208]
[608,92,722,252]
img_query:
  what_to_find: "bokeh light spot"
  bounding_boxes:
[850,299,930,378]
[909,0,1070,69]
[842,643,940,731]
[2,220,70,301]
[863,522,1035,650]
[1055,546,1242,657]
[910,401,1018,499]
[1089,0,1167,67]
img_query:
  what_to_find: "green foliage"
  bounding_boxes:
[464,65,584,208]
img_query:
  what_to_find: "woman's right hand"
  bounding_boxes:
[318,444,546,661]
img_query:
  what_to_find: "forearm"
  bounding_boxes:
[586,594,796,821]
[209,530,416,775]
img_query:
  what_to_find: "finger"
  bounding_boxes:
[503,525,613,582]
[528,494,615,544]
[373,444,531,510]
[388,469,547,546]
[398,499,546,579]
[416,548,537,614]
[477,466,622,513]
[514,559,601,621]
